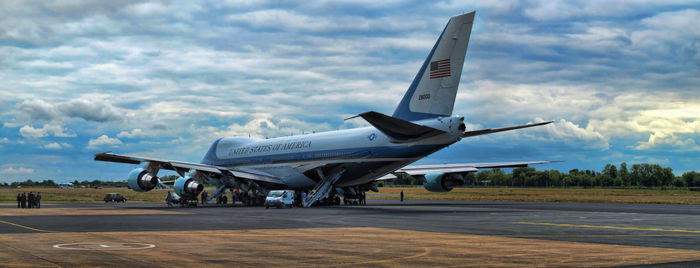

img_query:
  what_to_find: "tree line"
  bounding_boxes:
[392,162,700,188]
[3,163,700,189]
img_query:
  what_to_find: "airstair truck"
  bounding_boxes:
[265,190,294,209]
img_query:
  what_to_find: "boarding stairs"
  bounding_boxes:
[304,168,345,207]
[206,184,228,203]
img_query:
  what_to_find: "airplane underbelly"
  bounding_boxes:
[335,160,414,187]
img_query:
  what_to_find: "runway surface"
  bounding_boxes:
[1,200,699,267]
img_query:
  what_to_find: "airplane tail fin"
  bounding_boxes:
[392,11,475,121]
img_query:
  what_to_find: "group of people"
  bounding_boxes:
[17,192,42,208]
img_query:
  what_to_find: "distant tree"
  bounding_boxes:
[630,164,673,187]
[547,170,562,187]
[661,167,674,186]
[540,171,553,187]
[569,169,580,176]
[476,170,492,185]
[561,174,574,187]
[682,171,700,187]
[462,172,477,186]
[598,174,614,187]
[603,164,618,179]
[619,162,630,186]
[513,167,535,186]
[612,176,624,187]
[395,173,412,185]
[672,177,686,187]
[487,168,509,186]
[577,173,596,188]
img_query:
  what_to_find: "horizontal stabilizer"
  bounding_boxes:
[347,111,445,143]
[463,121,552,138]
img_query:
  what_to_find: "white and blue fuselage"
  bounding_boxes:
[201,116,465,188]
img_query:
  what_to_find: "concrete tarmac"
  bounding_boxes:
[1,200,698,267]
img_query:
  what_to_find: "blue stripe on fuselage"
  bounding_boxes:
[200,144,446,167]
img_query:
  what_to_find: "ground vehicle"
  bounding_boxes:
[104,193,127,203]
[265,190,294,209]
[166,192,181,204]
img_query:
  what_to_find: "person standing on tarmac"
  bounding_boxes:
[20,192,26,208]
[201,190,208,204]
[400,190,404,202]
[17,193,21,208]
[166,191,174,208]
[36,192,42,208]
[301,191,307,207]
[28,192,35,208]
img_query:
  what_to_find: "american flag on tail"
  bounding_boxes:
[430,59,450,79]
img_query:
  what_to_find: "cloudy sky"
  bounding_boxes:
[1,0,699,183]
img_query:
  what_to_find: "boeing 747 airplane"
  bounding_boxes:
[95,11,553,207]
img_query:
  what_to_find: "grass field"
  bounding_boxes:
[1,187,171,203]
[373,187,700,205]
[1,187,699,204]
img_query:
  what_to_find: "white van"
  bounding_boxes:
[265,190,295,209]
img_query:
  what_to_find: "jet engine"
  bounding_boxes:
[174,176,204,196]
[127,168,159,192]
[423,173,464,192]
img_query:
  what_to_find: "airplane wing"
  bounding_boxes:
[377,161,555,180]
[94,152,285,184]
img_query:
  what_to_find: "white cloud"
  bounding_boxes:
[0,166,34,174]
[522,0,697,21]
[433,0,519,13]
[14,98,122,123]
[57,99,122,122]
[44,142,61,149]
[646,157,670,165]
[227,9,423,32]
[124,2,169,16]
[19,124,75,138]
[88,135,123,149]
[17,99,60,121]
[543,119,609,150]
[43,142,71,149]
[117,128,146,138]
[587,93,700,151]
[635,132,699,151]
[215,117,333,139]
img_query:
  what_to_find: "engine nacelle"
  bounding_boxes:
[127,168,159,192]
[174,176,203,196]
[423,173,464,192]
